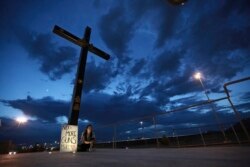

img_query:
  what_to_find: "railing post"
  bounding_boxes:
[173,129,180,148]
[197,77,227,141]
[153,116,159,148]
[223,77,250,141]
[223,81,250,141]
[231,124,241,144]
[113,124,116,149]
[227,97,250,141]
[199,128,206,147]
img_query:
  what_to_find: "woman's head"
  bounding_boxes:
[85,124,93,134]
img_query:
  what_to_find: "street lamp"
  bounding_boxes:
[194,72,208,96]
[140,121,144,139]
[16,116,28,126]
[193,72,227,140]
[194,72,201,80]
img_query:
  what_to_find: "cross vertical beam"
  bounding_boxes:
[68,27,91,125]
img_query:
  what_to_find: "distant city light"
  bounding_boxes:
[16,116,28,124]
[9,151,16,155]
[194,72,202,80]
[140,121,143,125]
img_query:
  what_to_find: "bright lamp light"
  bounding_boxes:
[16,117,28,124]
[194,72,202,80]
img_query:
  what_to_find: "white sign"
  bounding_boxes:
[60,124,78,152]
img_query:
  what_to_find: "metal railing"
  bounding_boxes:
[93,77,250,148]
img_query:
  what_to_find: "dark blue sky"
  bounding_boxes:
[0,0,250,144]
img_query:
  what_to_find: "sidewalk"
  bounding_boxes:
[1,147,249,167]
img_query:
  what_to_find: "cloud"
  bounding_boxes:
[138,0,250,103]
[169,94,201,107]
[79,92,162,125]
[98,5,134,65]
[153,3,182,48]
[92,0,250,102]
[69,59,116,93]
[1,92,250,143]
[1,0,250,144]
[0,96,70,122]
[139,66,198,106]
[14,27,77,80]
[98,0,163,65]
[241,92,250,102]
[129,58,146,76]
[97,0,250,104]
[55,115,68,124]
[0,117,61,144]
[152,50,183,77]
[235,101,250,113]
[84,60,116,92]
[182,0,250,80]
[0,92,162,125]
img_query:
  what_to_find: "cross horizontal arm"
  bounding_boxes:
[53,25,110,60]
[53,25,88,47]
[89,44,110,60]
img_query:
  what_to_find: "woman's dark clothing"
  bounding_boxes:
[80,143,91,151]
[79,132,95,152]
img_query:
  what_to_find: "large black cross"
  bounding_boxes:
[53,25,110,125]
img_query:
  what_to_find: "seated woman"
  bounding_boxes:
[80,124,96,151]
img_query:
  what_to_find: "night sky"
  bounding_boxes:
[0,0,250,144]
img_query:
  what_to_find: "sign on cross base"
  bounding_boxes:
[60,125,78,152]
[53,25,110,152]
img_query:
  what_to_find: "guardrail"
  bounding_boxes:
[94,76,250,148]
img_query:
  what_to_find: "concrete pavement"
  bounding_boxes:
[1,147,250,167]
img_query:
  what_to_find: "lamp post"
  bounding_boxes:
[140,121,144,139]
[194,72,227,141]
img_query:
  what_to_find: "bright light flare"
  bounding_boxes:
[16,117,28,124]
[194,72,202,80]
[9,151,17,155]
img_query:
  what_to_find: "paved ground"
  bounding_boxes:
[0,147,250,167]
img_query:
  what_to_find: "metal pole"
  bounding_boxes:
[223,77,250,141]
[231,124,241,144]
[153,116,159,148]
[199,128,206,147]
[198,78,227,141]
[173,129,180,148]
[227,98,250,141]
[140,121,144,139]
[176,135,180,148]
[113,125,116,149]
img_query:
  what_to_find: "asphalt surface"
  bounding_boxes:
[1,147,250,167]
